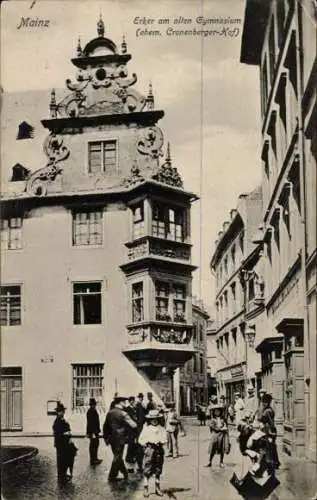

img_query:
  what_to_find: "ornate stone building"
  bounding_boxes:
[0,19,197,433]
[210,187,263,404]
[241,0,316,459]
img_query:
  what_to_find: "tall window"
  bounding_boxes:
[152,203,186,242]
[88,140,117,173]
[155,281,170,321]
[72,364,104,410]
[132,204,145,239]
[0,286,21,326]
[155,281,187,322]
[73,282,102,325]
[132,282,144,322]
[173,284,186,322]
[72,211,103,246]
[1,218,23,250]
[268,21,276,85]
[231,244,236,269]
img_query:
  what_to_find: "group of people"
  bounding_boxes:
[235,386,280,477]
[52,392,184,498]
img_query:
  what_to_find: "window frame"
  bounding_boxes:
[72,210,104,247]
[72,363,105,411]
[154,280,187,323]
[0,284,22,326]
[152,202,187,243]
[131,281,144,323]
[87,139,118,174]
[132,202,145,240]
[1,217,23,250]
[72,281,103,326]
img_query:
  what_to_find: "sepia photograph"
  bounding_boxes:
[0,0,316,499]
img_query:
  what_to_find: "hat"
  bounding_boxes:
[113,396,128,404]
[259,388,266,394]
[247,385,255,392]
[89,397,97,405]
[55,402,66,412]
[211,404,223,413]
[137,392,144,398]
[235,392,241,396]
[146,409,160,419]
[262,393,273,404]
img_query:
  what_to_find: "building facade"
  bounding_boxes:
[241,0,316,459]
[0,19,197,434]
[206,319,218,400]
[210,188,263,404]
[179,300,209,415]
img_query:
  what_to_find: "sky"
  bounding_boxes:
[1,0,262,313]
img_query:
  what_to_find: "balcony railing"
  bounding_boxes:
[126,322,192,345]
[126,237,191,262]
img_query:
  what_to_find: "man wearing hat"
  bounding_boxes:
[86,398,102,466]
[135,393,147,473]
[52,402,73,484]
[103,396,138,482]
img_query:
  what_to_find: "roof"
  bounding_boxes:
[240,0,271,66]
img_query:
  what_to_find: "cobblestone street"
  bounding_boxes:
[2,419,316,500]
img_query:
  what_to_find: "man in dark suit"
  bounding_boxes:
[52,402,73,485]
[103,396,137,482]
[135,392,147,473]
[86,397,102,465]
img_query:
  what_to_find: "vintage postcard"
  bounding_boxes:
[1,0,316,499]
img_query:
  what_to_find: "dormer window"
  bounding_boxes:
[88,140,117,173]
[17,121,35,140]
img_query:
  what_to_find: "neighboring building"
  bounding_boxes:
[210,188,263,404]
[206,319,218,400]
[241,0,316,459]
[0,19,198,434]
[179,299,209,415]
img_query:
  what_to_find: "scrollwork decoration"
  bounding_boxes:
[137,126,164,159]
[26,134,70,197]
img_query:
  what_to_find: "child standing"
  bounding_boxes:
[205,404,227,468]
[165,402,181,458]
[138,409,167,497]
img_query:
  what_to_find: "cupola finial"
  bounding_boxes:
[121,34,127,54]
[97,13,105,37]
[166,142,171,165]
[49,89,57,118]
[76,37,82,57]
[146,81,154,110]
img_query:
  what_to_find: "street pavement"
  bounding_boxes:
[1,418,316,500]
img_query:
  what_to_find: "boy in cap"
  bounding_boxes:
[86,397,102,465]
[165,402,181,458]
[138,409,167,497]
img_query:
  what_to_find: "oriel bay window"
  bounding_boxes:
[152,203,186,242]
[132,282,144,323]
[72,211,103,246]
[72,363,104,410]
[73,282,102,325]
[0,285,21,326]
[88,140,117,173]
[155,281,187,322]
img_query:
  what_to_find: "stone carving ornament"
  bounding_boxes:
[26,134,69,197]
[137,126,164,159]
